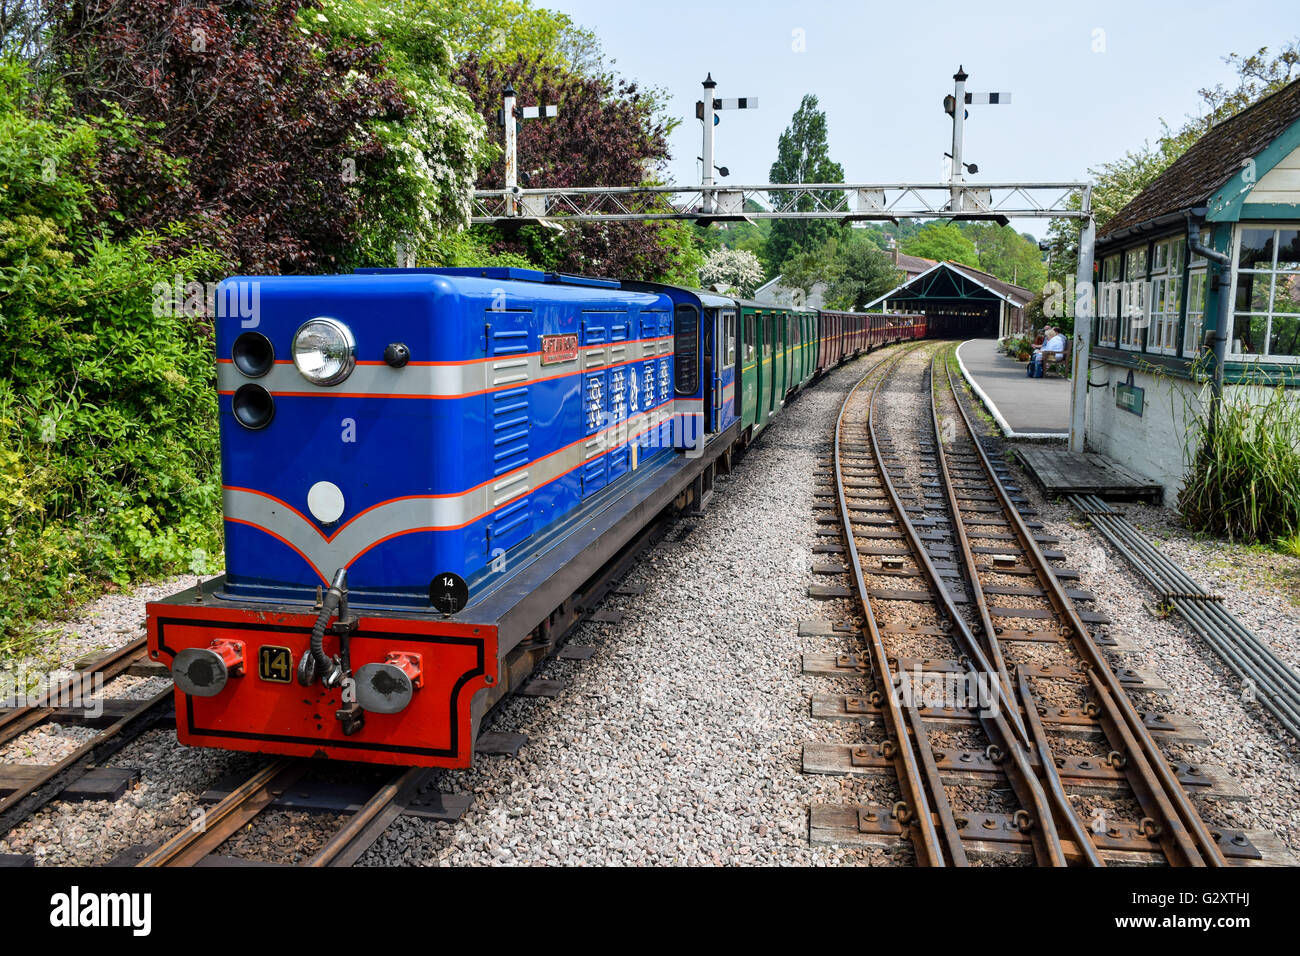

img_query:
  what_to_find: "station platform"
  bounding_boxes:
[955,338,1068,439]
[1016,446,1164,502]
[953,339,1164,501]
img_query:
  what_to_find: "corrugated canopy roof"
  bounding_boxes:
[864,261,1034,311]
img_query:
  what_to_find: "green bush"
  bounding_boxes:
[0,62,222,645]
[1002,334,1033,358]
[1178,382,1300,543]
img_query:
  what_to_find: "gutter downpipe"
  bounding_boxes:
[1185,213,1231,432]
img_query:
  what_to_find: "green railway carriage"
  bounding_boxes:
[736,301,822,437]
[631,280,929,451]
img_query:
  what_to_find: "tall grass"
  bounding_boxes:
[1178,381,1300,542]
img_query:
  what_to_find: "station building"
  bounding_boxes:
[1086,78,1300,503]
[866,260,1031,339]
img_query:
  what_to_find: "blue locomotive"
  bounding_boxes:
[147,267,926,767]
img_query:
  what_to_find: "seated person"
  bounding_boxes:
[1035,326,1067,360]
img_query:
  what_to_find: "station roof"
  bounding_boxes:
[1100,78,1300,240]
[864,261,1034,311]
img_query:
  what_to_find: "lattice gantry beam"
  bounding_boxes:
[470,182,1092,224]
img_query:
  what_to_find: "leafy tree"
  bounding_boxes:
[438,0,605,77]
[779,233,899,311]
[828,239,902,311]
[457,54,701,282]
[779,239,841,304]
[962,222,1045,291]
[0,61,221,639]
[54,0,413,275]
[901,222,978,268]
[320,1,493,266]
[766,94,845,272]
[1194,40,1300,135]
[0,0,54,67]
[699,247,763,296]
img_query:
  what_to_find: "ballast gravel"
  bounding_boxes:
[0,577,263,866]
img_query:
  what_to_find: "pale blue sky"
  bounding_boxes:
[543,0,1297,239]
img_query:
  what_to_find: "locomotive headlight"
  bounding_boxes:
[292,318,356,386]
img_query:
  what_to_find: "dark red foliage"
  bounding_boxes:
[458,56,683,280]
[56,0,409,274]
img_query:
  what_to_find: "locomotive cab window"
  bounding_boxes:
[674,304,700,395]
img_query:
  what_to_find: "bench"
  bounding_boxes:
[1043,343,1070,375]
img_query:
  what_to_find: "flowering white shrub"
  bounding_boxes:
[698,248,764,296]
[321,1,490,264]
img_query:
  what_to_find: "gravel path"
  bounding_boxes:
[949,346,1300,860]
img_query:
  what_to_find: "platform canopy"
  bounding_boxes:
[865,261,1033,338]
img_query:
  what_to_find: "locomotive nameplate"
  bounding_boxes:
[541,333,580,365]
[258,645,293,683]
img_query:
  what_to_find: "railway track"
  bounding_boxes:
[806,342,1272,865]
[0,637,174,842]
[117,758,454,867]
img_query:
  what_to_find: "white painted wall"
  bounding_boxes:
[1086,364,1300,506]
[1084,366,1207,505]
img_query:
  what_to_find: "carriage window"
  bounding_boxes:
[674,304,699,395]
[723,311,737,367]
[743,314,755,362]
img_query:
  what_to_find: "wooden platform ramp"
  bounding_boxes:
[1016,446,1163,502]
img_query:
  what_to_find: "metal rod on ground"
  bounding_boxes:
[1096,519,1300,717]
[1070,494,1300,743]
[1070,494,1300,721]
[1205,603,1300,697]
[1171,601,1300,737]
